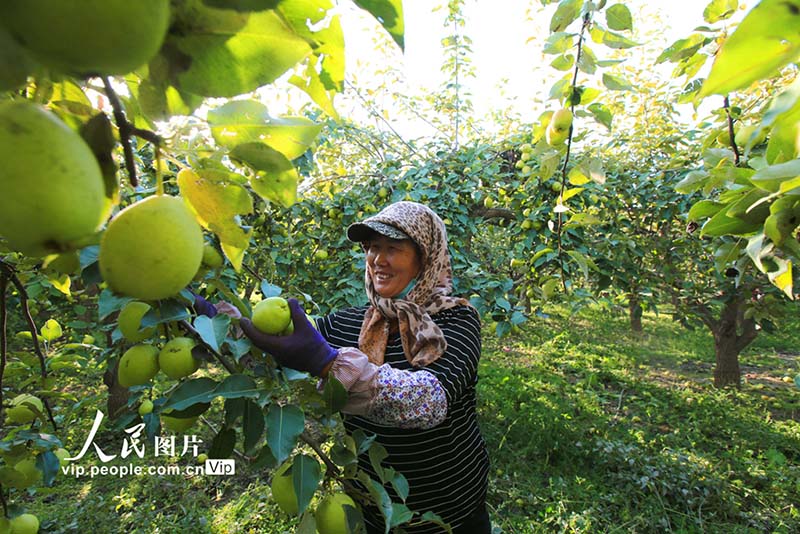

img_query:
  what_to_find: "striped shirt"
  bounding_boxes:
[317,304,490,533]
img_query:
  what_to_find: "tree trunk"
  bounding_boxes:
[713,330,742,388]
[711,296,758,388]
[103,358,129,420]
[628,295,643,333]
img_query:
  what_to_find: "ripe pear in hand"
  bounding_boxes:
[252,297,292,335]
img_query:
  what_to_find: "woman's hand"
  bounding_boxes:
[240,298,338,377]
[192,294,243,320]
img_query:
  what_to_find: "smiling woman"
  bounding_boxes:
[352,223,422,299]
[241,201,492,533]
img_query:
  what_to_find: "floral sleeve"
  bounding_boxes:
[325,347,448,429]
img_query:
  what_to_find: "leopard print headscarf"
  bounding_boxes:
[355,201,472,367]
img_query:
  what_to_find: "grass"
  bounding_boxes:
[10,304,800,533]
[482,304,800,533]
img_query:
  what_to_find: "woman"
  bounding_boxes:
[240,201,490,533]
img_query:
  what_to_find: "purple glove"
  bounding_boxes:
[239,298,338,377]
[192,293,218,318]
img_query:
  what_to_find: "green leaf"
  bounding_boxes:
[261,281,283,298]
[251,444,277,469]
[676,80,702,106]
[161,5,312,98]
[177,167,253,271]
[606,3,633,31]
[419,511,450,530]
[579,87,602,104]
[98,290,132,320]
[208,100,322,160]
[353,0,405,49]
[289,59,340,120]
[543,32,574,55]
[600,29,639,49]
[209,427,237,458]
[224,397,246,427]
[281,0,344,118]
[767,257,794,297]
[764,82,800,164]
[750,159,800,192]
[550,54,575,71]
[230,144,300,207]
[657,34,708,64]
[389,503,415,527]
[37,450,60,487]
[675,170,710,194]
[214,374,261,401]
[202,0,280,10]
[746,233,769,272]
[163,375,260,413]
[688,200,725,221]
[242,400,264,454]
[549,77,572,101]
[700,0,800,97]
[292,454,322,515]
[266,404,304,464]
[369,443,389,482]
[704,0,738,23]
[391,472,410,502]
[577,44,597,74]
[701,207,762,236]
[361,473,394,526]
[193,314,231,353]
[602,73,633,91]
[550,0,584,32]
[322,377,348,415]
[162,377,219,412]
[40,319,62,342]
[587,102,613,129]
[568,167,590,186]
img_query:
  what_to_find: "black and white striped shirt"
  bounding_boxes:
[317,305,490,533]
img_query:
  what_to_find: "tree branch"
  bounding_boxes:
[0,260,58,431]
[723,95,741,166]
[178,320,238,374]
[102,77,162,188]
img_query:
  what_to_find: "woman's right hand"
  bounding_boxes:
[239,298,338,377]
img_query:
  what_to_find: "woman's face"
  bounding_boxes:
[365,235,422,298]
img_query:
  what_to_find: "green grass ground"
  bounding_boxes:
[14,304,800,533]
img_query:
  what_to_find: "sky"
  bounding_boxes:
[331,0,740,139]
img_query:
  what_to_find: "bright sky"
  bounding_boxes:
[334,0,739,139]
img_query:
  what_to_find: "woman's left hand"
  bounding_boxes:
[239,298,338,377]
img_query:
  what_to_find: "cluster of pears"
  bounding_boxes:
[116,301,200,388]
[0,89,204,304]
[271,462,360,533]
[544,108,574,147]
[0,0,173,256]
